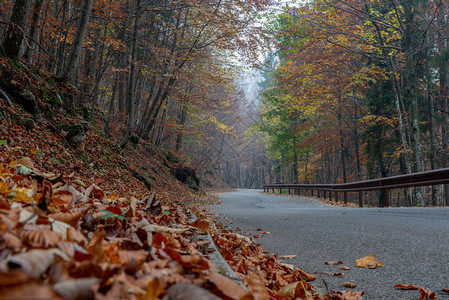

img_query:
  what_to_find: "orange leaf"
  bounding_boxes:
[210,271,249,299]
[191,218,209,234]
[339,266,351,270]
[137,277,162,300]
[394,284,420,290]
[0,181,9,194]
[419,287,436,300]
[245,271,270,300]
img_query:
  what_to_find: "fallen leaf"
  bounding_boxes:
[330,272,344,276]
[339,266,351,270]
[277,281,312,300]
[325,261,343,265]
[343,282,357,288]
[245,271,270,300]
[21,229,62,248]
[136,277,162,300]
[394,284,420,290]
[52,278,100,300]
[443,288,449,294]
[280,255,297,259]
[165,282,219,300]
[355,255,384,268]
[191,218,209,234]
[4,248,69,278]
[419,287,436,300]
[209,271,249,299]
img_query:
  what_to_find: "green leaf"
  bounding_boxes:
[163,210,170,216]
[0,140,7,146]
[17,164,32,175]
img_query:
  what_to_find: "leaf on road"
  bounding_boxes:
[355,255,383,268]
[442,288,449,294]
[394,284,420,290]
[419,287,436,300]
[280,255,297,259]
[325,261,343,265]
[339,266,351,270]
[343,282,357,288]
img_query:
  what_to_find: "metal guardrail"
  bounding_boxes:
[262,167,449,207]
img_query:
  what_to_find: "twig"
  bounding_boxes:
[322,279,330,295]
[0,88,12,106]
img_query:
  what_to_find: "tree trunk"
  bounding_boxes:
[61,0,93,81]
[2,0,32,60]
[120,0,141,148]
[23,0,44,61]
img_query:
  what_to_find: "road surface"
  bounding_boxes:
[208,189,449,299]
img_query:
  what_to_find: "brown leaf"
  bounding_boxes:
[324,261,343,265]
[277,281,313,300]
[245,271,270,300]
[294,268,316,282]
[419,287,436,300]
[21,229,62,248]
[0,270,30,286]
[166,282,220,300]
[330,272,344,277]
[48,211,82,227]
[52,278,100,300]
[394,284,420,290]
[0,279,63,299]
[442,288,449,294]
[343,282,357,288]
[339,266,351,271]
[118,250,148,273]
[209,271,249,300]
[67,227,87,245]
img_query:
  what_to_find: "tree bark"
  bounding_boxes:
[2,0,32,60]
[120,0,141,148]
[61,0,93,81]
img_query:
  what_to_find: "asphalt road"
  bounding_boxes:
[208,189,449,299]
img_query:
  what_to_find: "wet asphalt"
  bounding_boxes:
[208,189,449,299]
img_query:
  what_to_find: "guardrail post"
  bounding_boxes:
[272,188,275,193]
[335,192,338,203]
[385,189,390,207]
[324,191,327,200]
[288,188,291,195]
[311,189,314,197]
[344,192,348,204]
[358,191,363,207]
[329,190,332,201]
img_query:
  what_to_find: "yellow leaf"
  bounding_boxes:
[0,181,9,194]
[355,254,384,268]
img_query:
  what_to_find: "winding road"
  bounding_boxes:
[208,189,449,299]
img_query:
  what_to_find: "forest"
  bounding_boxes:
[2,0,449,206]
[253,0,449,207]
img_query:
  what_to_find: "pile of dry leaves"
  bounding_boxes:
[0,156,366,299]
